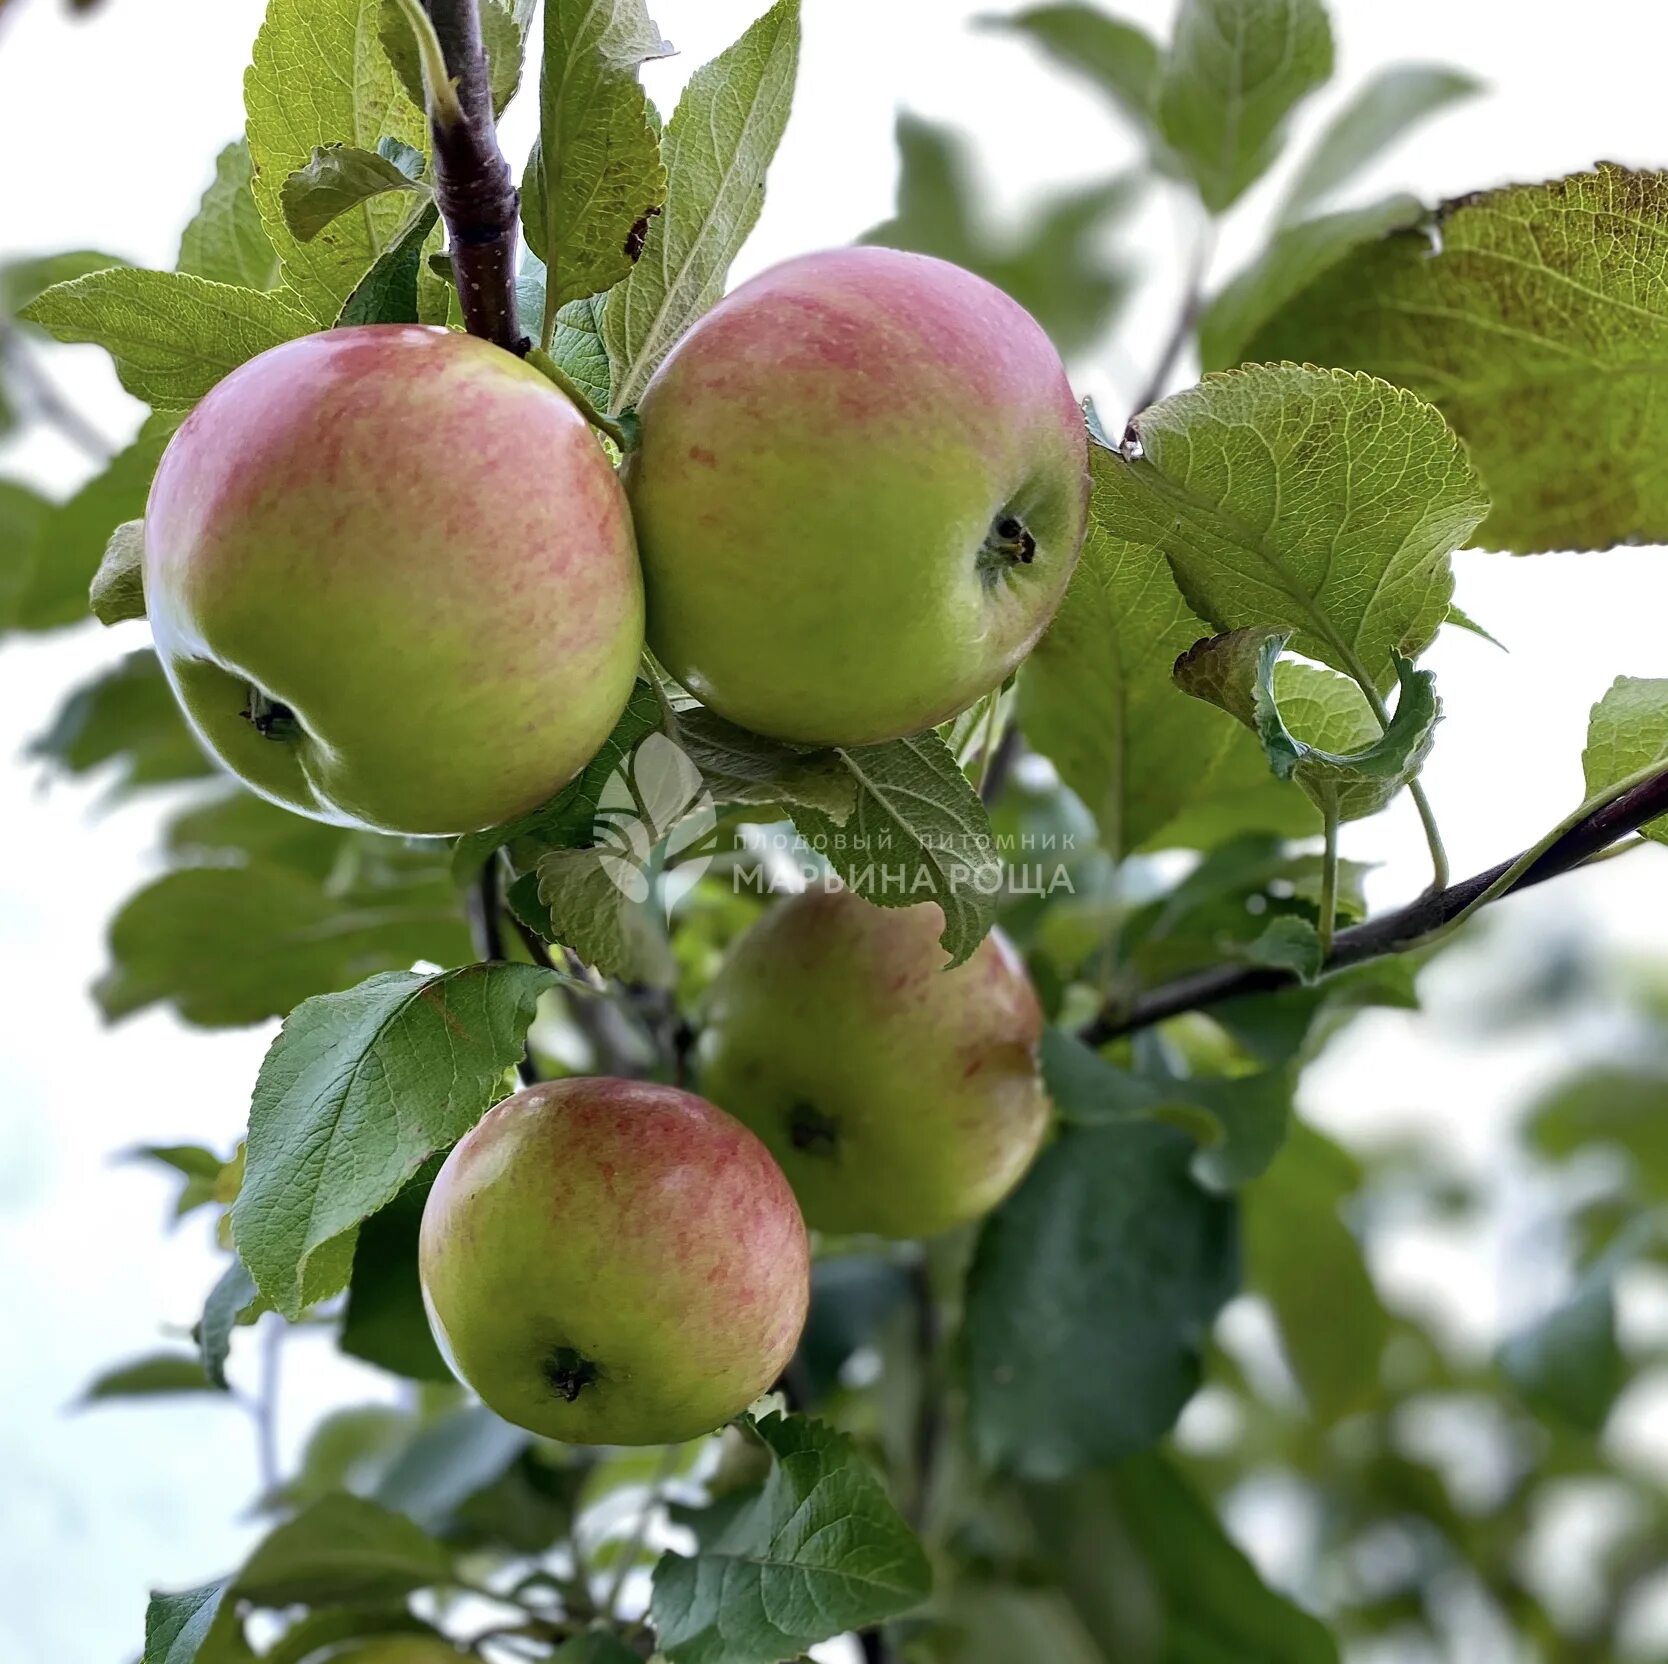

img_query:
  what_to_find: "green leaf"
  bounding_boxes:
[532,845,674,984]
[82,1352,231,1403]
[861,114,1141,357]
[0,479,55,632]
[0,248,130,318]
[231,964,554,1317]
[674,706,858,819]
[1020,440,1315,859]
[341,1178,454,1381]
[979,6,1165,146]
[1530,1066,1668,1197]
[246,0,429,323]
[1245,1122,1389,1424]
[1156,0,1333,213]
[280,142,426,243]
[88,518,146,624]
[1583,677,1668,844]
[21,268,311,410]
[1445,600,1505,650]
[1113,833,1352,988]
[523,0,670,345]
[1120,364,1488,690]
[1245,914,1324,982]
[1499,1264,1626,1434]
[380,0,529,119]
[790,732,1001,967]
[1199,193,1424,371]
[373,1404,528,1530]
[1134,719,1321,851]
[551,1636,644,1664]
[1043,1028,1294,1187]
[143,1582,233,1664]
[337,200,440,326]
[965,1120,1239,1476]
[550,291,614,408]
[178,141,282,289]
[1279,62,1483,223]
[96,861,472,1029]
[651,1412,931,1663]
[602,0,800,410]
[1021,1454,1340,1663]
[8,413,176,633]
[508,254,622,409]
[269,1408,415,1512]
[166,787,352,881]
[131,1143,224,1181]
[235,1493,452,1607]
[912,1583,1104,1664]
[31,649,212,798]
[1239,164,1668,552]
[1174,627,1441,821]
[199,1258,261,1389]
[261,1608,445,1664]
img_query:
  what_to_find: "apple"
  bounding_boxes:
[144,325,644,836]
[698,885,1050,1238]
[419,1077,809,1446]
[623,246,1090,745]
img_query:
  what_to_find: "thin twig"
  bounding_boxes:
[979,723,1022,807]
[1130,218,1216,417]
[908,1256,941,1531]
[253,1315,283,1497]
[509,912,649,1077]
[1348,663,1450,893]
[1316,807,1340,959]
[0,322,115,461]
[604,1444,682,1622]
[1080,764,1668,1045]
[420,0,524,352]
[470,858,539,1084]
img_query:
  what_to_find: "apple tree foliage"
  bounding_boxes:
[9,0,1668,1658]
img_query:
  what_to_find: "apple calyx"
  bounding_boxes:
[788,1098,840,1157]
[976,512,1038,586]
[241,685,300,742]
[543,1345,600,1403]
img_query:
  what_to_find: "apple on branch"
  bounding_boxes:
[144,325,645,837]
[699,884,1050,1238]
[624,246,1091,746]
[419,1077,810,1447]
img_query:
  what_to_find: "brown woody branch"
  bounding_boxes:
[423,0,524,353]
[1079,766,1668,1047]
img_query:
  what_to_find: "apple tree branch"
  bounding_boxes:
[1079,764,1668,1046]
[419,0,525,353]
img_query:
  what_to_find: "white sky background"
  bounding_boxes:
[4,0,1668,1658]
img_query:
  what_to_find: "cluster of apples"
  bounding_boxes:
[142,245,1090,1445]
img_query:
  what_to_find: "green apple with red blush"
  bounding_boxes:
[698,884,1050,1239]
[418,1076,809,1446]
[622,245,1091,746]
[143,325,644,837]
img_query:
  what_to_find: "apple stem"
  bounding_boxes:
[420,0,525,354]
[469,856,541,1086]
